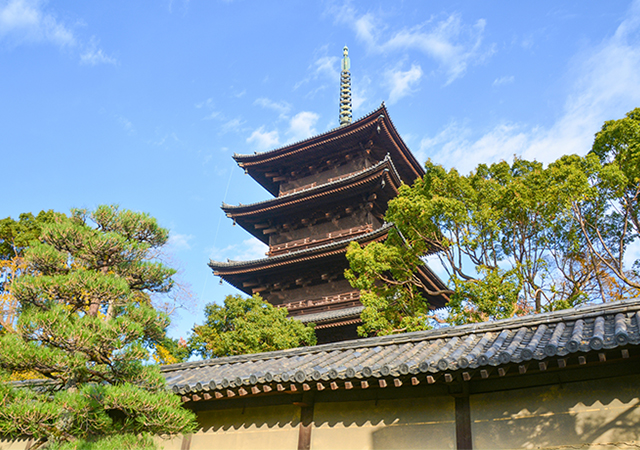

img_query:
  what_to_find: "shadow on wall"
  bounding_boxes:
[197,404,300,433]
[312,396,456,450]
[371,422,456,450]
[471,374,640,449]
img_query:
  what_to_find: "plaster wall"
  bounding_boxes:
[0,439,30,450]
[190,404,300,450]
[470,374,640,449]
[310,396,456,450]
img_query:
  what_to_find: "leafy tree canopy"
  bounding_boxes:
[0,205,196,449]
[347,108,640,335]
[1,211,62,336]
[189,294,317,359]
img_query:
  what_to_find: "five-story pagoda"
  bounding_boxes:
[209,47,448,343]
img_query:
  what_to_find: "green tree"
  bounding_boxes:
[347,109,640,334]
[0,205,196,449]
[574,107,640,293]
[189,294,316,358]
[1,211,61,335]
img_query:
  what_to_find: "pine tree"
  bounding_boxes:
[0,205,195,449]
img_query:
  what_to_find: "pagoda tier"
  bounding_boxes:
[233,105,423,197]
[209,224,448,344]
[222,156,402,252]
[211,105,448,343]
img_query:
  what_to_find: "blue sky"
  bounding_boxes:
[2,0,640,339]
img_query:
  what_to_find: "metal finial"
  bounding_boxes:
[339,46,352,126]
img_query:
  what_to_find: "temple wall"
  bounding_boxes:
[470,374,640,449]
[311,396,456,450]
[4,374,639,449]
[189,404,300,450]
[0,439,30,450]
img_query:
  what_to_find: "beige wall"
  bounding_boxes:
[311,396,456,450]
[0,439,30,450]
[471,374,640,449]
[190,404,300,450]
[155,434,185,450]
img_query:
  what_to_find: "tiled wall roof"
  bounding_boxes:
[163,299,640,401]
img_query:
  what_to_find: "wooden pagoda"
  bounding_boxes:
[210,47,447,343]
[209,103,449,343]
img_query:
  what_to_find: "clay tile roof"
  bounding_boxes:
[295,306,365,324]
[163,298,640,398]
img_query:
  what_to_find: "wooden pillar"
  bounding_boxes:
[180,433,192,450]
[297,394,315,450]
[455,396,472,450]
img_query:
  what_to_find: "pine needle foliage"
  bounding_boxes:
[0,205,196,449]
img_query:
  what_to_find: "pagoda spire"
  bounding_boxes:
[339,46,352,126]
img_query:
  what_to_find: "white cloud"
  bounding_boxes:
[287,111,319,142]
[313,55,339,81]
[421,1,640,173]
[195,98,214,109]
[386,64,423,104]
[234,238,269,261]
[80,39,116,66]
[493,75,514,86]
[254,97,291,117]
[0,0,74,46]
[0,0,115,65]
[220,117,244,134]
[246,126,280,150]
[246,110,319,151]
[208,237,268,262]
[203,111,221,120]
[331,5,491,84]
[115,115,134,134]
[293,53,339,93]
[168,233,193,251]
[351,74,370,113]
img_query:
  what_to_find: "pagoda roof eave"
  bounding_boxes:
[233,105,387,164]
[233,104,425,195]
[222,155,401,218]
[209,222,395,274]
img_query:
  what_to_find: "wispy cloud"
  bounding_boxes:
[246,126,280,151]
[294,51,339,94]
[493,75,514,86]
[0,0,115,65]
[330,4,492,85]
[220,117,245,134]
[115,115,134,134]
[195,98,214,109]
[420,1,640,173]
[385,63,423,104]
[246,109,320,151]
[313,55,339,82]
[208,237,268,262]
[168,233,194,251]
[254,97,292,117]
[286,111,319,142]
[80,38,116,66]
[0,0,74,46]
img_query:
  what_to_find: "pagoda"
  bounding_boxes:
[210,47,448,343]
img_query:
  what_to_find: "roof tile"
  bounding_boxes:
[163,299,640,398]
